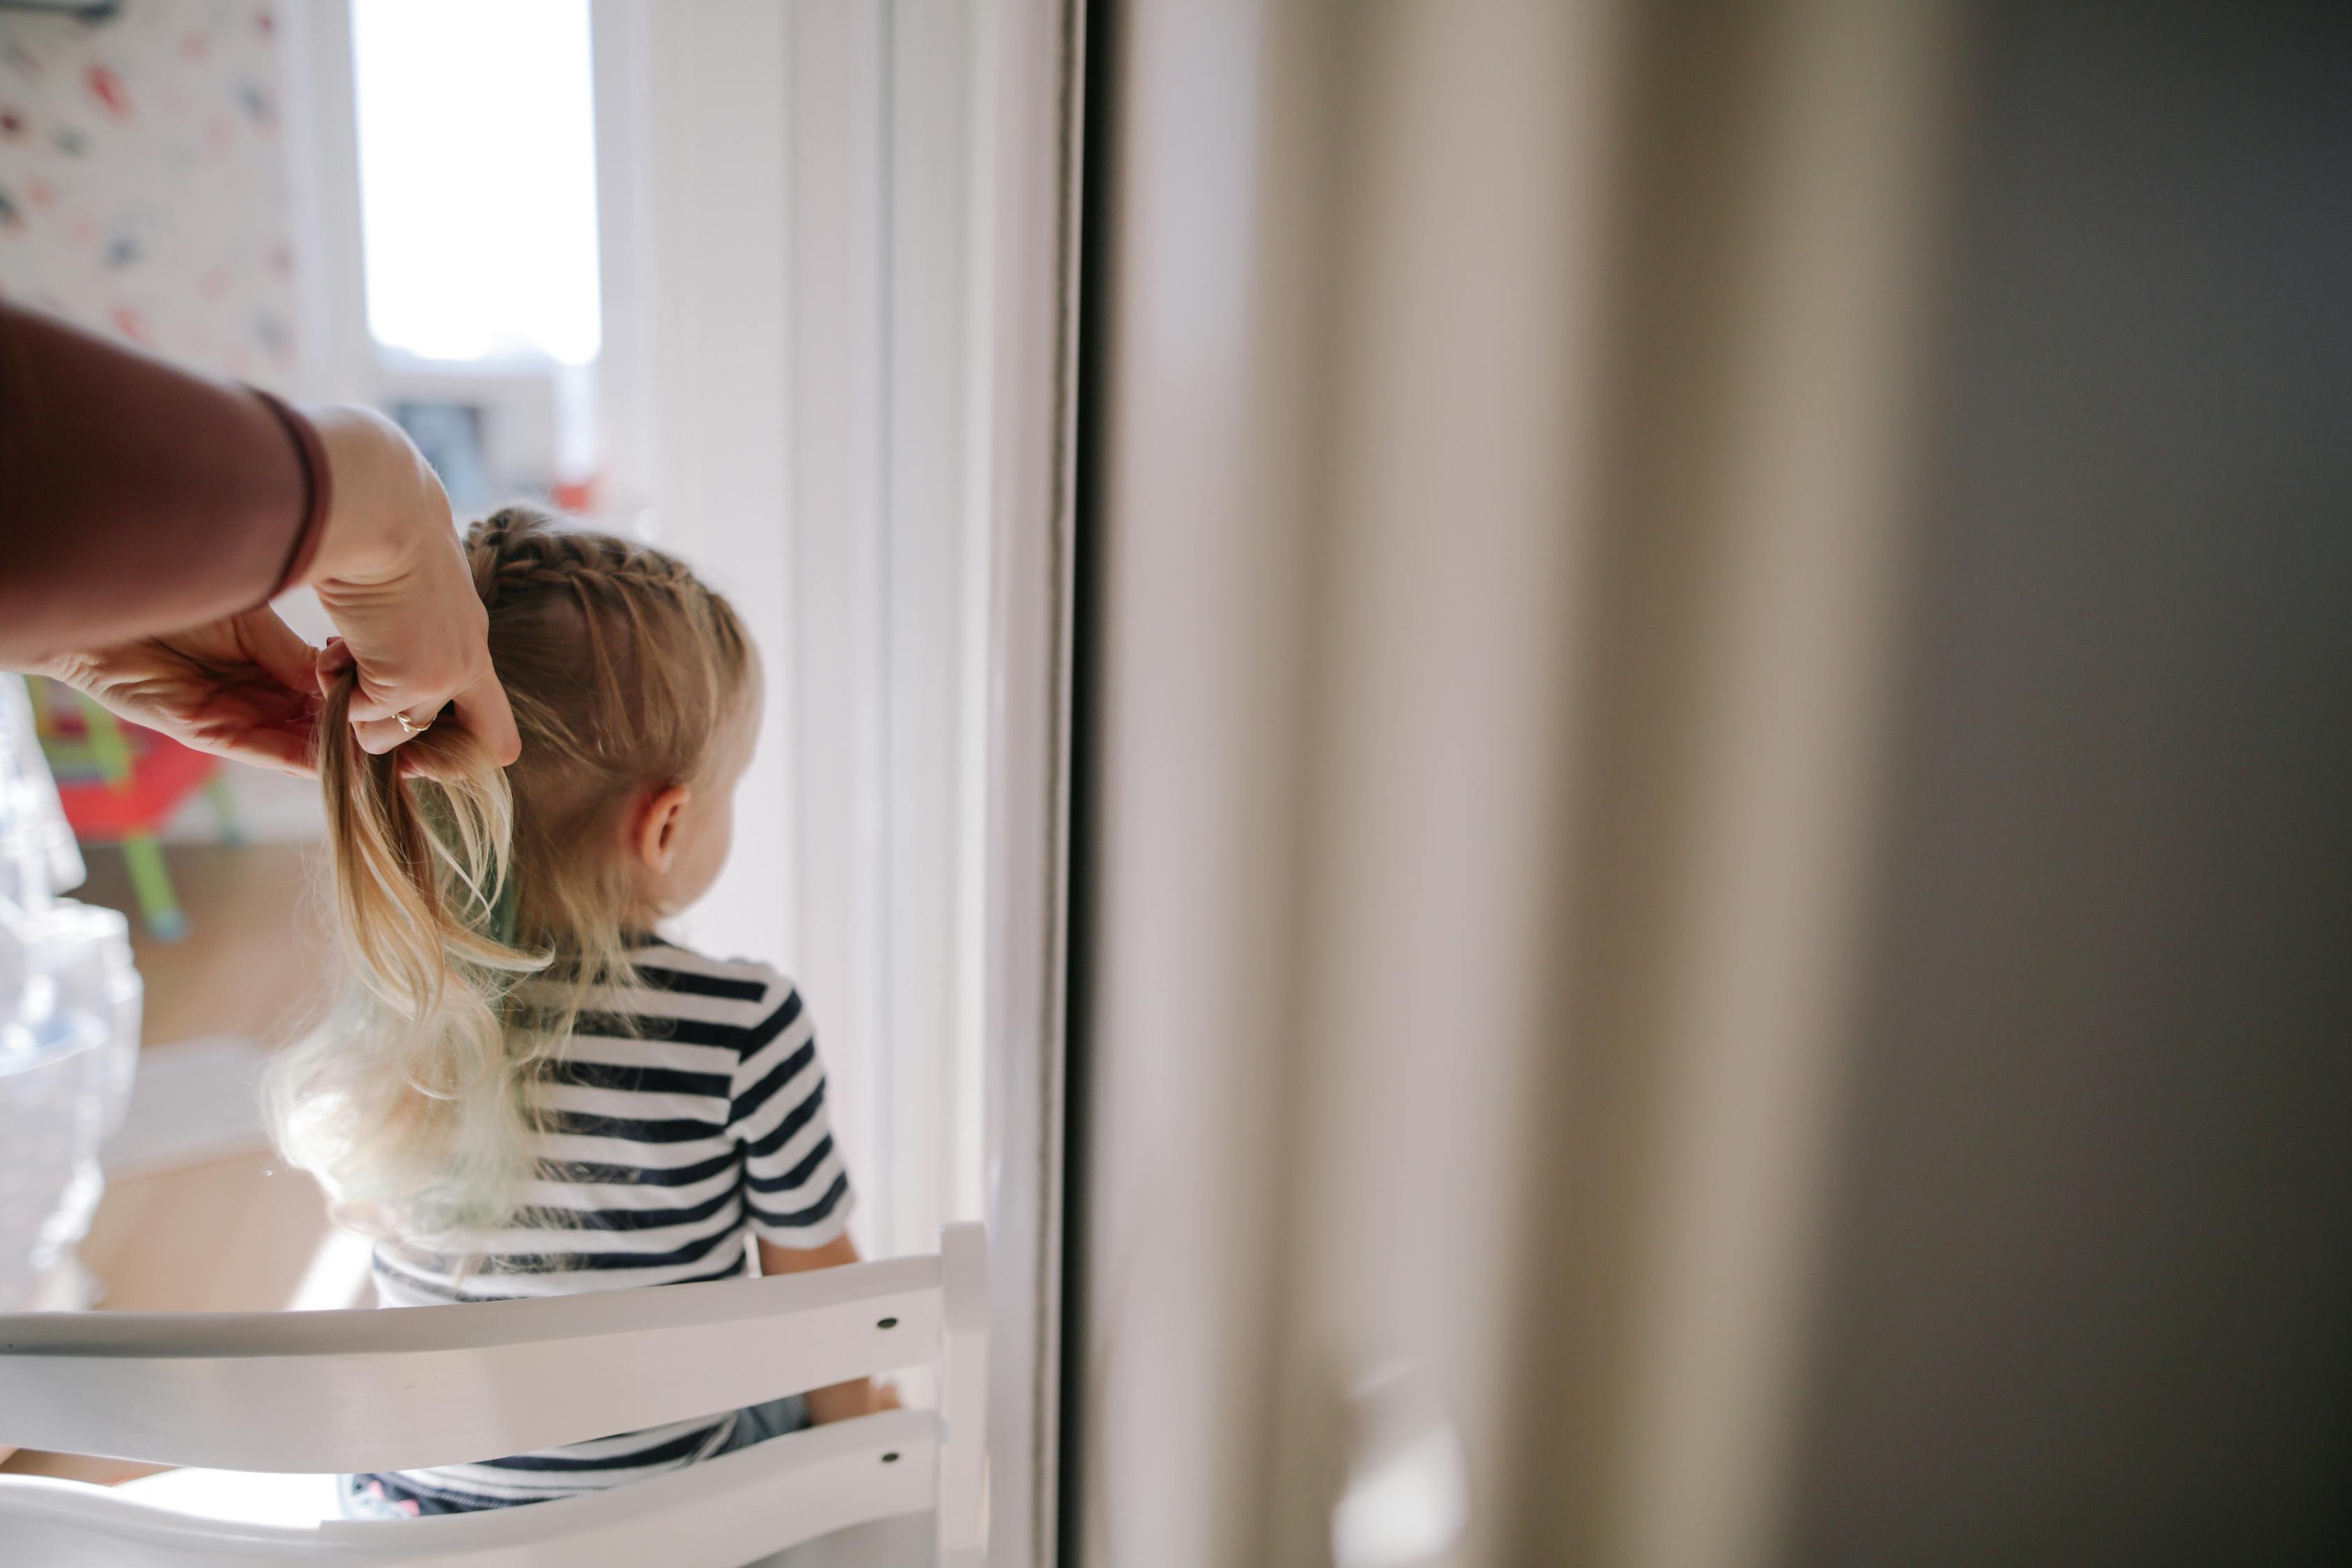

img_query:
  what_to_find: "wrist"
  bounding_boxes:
[301,406,449,586]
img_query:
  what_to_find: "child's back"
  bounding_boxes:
[359,938,848,1512]
[264,509,875,1517]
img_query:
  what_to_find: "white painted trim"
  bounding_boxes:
[587,0,660,532]
[783,0,896,1259]
[977,3,1085,1564]
[275,0,373,406]
[884,0,985,1302]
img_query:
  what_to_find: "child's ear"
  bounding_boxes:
[629,783,694,873]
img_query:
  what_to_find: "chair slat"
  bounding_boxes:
[0,1408,937,1567]
[0,1259,942,1471]
[935,1221,990,1563]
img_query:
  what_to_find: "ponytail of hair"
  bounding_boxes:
[265,506,753,1245]
[263,670,550,1239]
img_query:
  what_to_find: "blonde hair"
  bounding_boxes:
[264,507,752,1239]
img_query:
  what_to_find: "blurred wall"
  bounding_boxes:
[0,1,298,386]
[1073,3,2350,1565]
[1781,1,2352,1562]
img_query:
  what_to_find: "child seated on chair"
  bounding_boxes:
[263,507,893,1518]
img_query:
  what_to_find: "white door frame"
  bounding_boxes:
[629,3,1083,1560]
[977,5,1086,1563]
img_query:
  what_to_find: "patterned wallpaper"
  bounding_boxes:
[0,0,297,387]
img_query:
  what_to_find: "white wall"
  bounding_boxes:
[628,0,997,1267]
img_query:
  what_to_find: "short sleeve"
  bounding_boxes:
[728,978,855,1248]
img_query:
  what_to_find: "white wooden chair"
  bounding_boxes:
[0,1223,986,1567]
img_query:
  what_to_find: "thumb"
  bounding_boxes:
[235,608,325,698]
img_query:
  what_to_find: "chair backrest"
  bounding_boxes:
[0,1222,987,1567]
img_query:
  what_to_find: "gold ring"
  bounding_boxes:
[394,710,433,736]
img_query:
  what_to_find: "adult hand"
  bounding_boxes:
[36,406,518,775]
[36,608,324,774]
[304,407,519,766]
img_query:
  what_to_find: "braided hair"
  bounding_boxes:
[266,507,753,1240]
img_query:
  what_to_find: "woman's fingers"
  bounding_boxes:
[351,712,433,755]
[39,611,326,777]
[335,594,511,760]
[344,668,518,766]
[335,608,518,764]
[336,601,483,726]
[233,605,325,698]
[223,609,326,774]
[349,682,518,767]
[344,665,441,725]
[344,656,512,750]
[215,721,318,775]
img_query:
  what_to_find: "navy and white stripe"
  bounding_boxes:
[357,941,852,1513]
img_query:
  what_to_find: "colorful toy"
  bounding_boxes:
[26,677,239,942]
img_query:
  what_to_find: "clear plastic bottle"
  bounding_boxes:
[0,677,142,1312]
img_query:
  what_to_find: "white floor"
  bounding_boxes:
[100,1035,271,1181]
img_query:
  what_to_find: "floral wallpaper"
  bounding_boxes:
[0,1,296,387]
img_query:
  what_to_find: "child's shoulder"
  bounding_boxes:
[624,937,804,1038]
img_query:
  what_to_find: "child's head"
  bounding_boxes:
[462,505,757,937]
[266,507,757,1235]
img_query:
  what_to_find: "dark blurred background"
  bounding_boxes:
[1069,3,2351,1567]
[1784,1,2352,1561]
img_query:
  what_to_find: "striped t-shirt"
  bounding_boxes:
[353,940,854,1515]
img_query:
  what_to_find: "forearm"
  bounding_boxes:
[756,1232,900,1424]
[0,302,327,666]
[804,1375,893,1424]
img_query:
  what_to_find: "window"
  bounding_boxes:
[349,0,602,367]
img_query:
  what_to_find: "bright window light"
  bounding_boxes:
[351,0,603,365]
